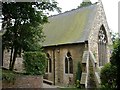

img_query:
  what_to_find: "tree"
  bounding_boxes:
[100,63,117,88]
[2,1,60,71]
[109,31,119,43]
[78,1,92,8]
[100,38,120,89]
[110,38,120,88]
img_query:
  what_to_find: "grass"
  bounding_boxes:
[2,68,16,83]
[2,68,25,83]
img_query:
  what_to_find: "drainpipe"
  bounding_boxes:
[53,48,55,85]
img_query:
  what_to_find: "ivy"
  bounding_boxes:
[75,62,82,88]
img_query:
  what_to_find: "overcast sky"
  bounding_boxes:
[53,0,119,33]
[0,0,119,33]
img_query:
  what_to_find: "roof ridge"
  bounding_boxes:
[49,3,98,18]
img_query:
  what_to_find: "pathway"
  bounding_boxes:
[43,83,58,88]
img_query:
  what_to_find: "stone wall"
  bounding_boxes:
[3,43,86,86]
[44,43,86,86]
[88,1,112,86]
[88,1,112,69]
[2,75,43,88]
[3,50,24,72]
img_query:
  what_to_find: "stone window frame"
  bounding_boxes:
[46,53,52,73]
[65,51,73,74]
[98,25,108,67]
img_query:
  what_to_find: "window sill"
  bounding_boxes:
[65,73,73,75]
[45,72,52,74]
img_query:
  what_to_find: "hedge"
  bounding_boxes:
[23,52,47,75]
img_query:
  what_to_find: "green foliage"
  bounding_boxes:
[110,38,120,88]
[100,63,117,88]
[100,39,120,88]
[2,1,60,70]
[110,39,120,66]
[75,62,82,88]
[110,31,119,43]
[2,70,16,83]
[23,52,47,75]
[76,80,80,88]
[79,1,92,8]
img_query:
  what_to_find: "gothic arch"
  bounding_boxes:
[65,51,73,74]
[46,53,52,73]
[98,25,108,66]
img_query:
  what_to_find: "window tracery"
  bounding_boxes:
[98,25,107,66]
[65,51,73,74]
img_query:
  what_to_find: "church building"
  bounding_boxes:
[2,0,112,88]
[42,0,112,87]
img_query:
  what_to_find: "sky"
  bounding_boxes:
[51,0,119,33]
[0,0,119,33]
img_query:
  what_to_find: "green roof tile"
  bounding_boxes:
[42,4,97,46]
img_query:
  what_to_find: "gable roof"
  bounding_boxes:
[42,4,98,47]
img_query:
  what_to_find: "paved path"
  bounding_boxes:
[43,83,58,88]
[43,83,65,89]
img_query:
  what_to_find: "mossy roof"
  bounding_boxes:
[42,4,97,46]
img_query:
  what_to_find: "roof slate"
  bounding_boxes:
[42,4,98,46]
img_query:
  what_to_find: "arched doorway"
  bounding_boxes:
[98,25,108,66]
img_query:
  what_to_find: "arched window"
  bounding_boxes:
[65,51,73,74]
[49,58,52,73]
[46,53,52,73]
[69,57,73,73]
[98,25,107,66]
[65,57,68,73]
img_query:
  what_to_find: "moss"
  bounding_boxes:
[42,5,97,46]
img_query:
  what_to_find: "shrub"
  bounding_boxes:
[110,38,120,88]
[100,63,117,88]
[23,51,47,75]
[2,70,16,83]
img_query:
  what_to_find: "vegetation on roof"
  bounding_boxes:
[79,1,92,8]
[42,5,97,46]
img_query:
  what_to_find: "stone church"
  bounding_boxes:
[42,0,112,88]
[3,0,112,88]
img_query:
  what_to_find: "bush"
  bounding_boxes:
[2,70,16,83]
[100,63,117,88]
[23,51,47,75]
[110,38,120,88]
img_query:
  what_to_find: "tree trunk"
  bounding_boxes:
[9,47,18,71]
[2,47,4,66]
[9,46,13,70]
